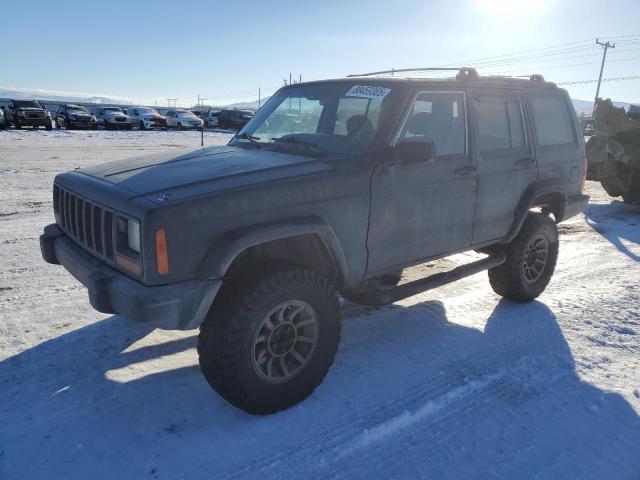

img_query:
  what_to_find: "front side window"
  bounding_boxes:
[397,92,466,157]
[476,98,525,151]
[530,96,575,146]
[237,82,398,156]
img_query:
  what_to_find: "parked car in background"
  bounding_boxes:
[91,106,132,130]
[191,110,203,119]
[54,104,98,130]
[582,121,595,136]
[128,107,167,130]
[165,109,204,130]
[2,99,52,129]
[202,109,219,128]
[0,107,6,130]
[217,109,253,129]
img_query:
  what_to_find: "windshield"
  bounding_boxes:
[176,110,195,117]
[104,107,123,113]
[14,100,43,109]
[233,82,396,156]
[67,106,89,114]
[137,107,157,115]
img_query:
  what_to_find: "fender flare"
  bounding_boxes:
[195,217,349,282]
[504,182,568,243]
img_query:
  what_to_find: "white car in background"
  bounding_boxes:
[165,109,204,130]
[128,107,168,130]
[91,106,132,130]
[202,109,220,128]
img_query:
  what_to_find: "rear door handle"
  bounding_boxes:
[454,165,478,175]
[515,157,535,166]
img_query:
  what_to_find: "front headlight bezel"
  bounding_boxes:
[115,214,143,275]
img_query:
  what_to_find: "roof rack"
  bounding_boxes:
[348,67,479,80]
[347,67,553,84]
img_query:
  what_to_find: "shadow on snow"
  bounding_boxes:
[584,200,640,261]
[0,298,639,479]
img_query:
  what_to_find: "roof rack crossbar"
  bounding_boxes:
[348,67,464,77]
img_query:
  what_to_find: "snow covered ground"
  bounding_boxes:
[1,129,639,479]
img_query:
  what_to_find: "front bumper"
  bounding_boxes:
[40,224,221,330]
[69,120,98,129]
[17,117,50,126]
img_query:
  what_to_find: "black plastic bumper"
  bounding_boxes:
[562,193,590,221]
[40,224,221,330]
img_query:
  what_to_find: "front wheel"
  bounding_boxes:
[198,264,341,414]
[139,120,145,130]
[488,212,558,302]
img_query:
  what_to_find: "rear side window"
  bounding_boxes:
[531,97,575,146]
[475,98,525,151]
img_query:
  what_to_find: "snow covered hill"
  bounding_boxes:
[0,130,638,479]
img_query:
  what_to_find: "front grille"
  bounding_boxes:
[28,112,45,119]
[53,184,115,262]
[115,117,127,122]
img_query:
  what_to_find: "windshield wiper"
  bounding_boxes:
[234,132,263,148]
[270,136,325,156]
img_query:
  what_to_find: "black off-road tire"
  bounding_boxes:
[198,264,341,415]
[488,213,559,302]
[622,164,640,204]
[45,121,52,130]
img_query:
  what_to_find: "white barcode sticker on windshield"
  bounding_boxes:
[345,85,391,100]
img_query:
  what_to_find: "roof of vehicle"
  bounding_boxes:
[282,67,562,93]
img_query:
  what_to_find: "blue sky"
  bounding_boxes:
[1,0,639,105]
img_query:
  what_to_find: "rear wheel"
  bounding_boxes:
[198,263,341,414]
[488,213,558,302]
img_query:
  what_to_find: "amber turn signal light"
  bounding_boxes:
[155,228,169,275]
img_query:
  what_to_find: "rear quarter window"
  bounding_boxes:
[530,96,575,146]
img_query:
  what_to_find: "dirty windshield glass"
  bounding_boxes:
[234,82,396,155]
[14,100,43,108]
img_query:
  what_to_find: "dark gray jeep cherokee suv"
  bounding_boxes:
[40,68,589,414]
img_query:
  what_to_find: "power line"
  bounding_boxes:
[557,75,640,86]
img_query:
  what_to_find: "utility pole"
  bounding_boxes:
[594,38,615,106]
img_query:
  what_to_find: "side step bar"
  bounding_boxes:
[345,252,506,306]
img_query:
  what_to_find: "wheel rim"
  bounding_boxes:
[523,233,549,283]
[251,300,319,384]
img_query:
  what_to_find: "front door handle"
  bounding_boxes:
[454,165,477,175]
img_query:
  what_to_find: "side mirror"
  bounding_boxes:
[393,140,436,165]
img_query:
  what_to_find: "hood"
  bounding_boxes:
[78,145,333,200]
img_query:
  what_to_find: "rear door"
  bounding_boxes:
[367,90,477,273]
[470,90,538,244]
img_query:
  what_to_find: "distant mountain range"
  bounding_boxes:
[0,86,635,114]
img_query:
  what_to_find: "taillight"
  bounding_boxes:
[155,229,169,275]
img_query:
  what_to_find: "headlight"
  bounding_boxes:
[45,111,51,117]
[90,116,97,122]
[127,219,141,253]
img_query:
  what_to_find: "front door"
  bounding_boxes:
[470,92,538,243]
[367,90,477,274]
